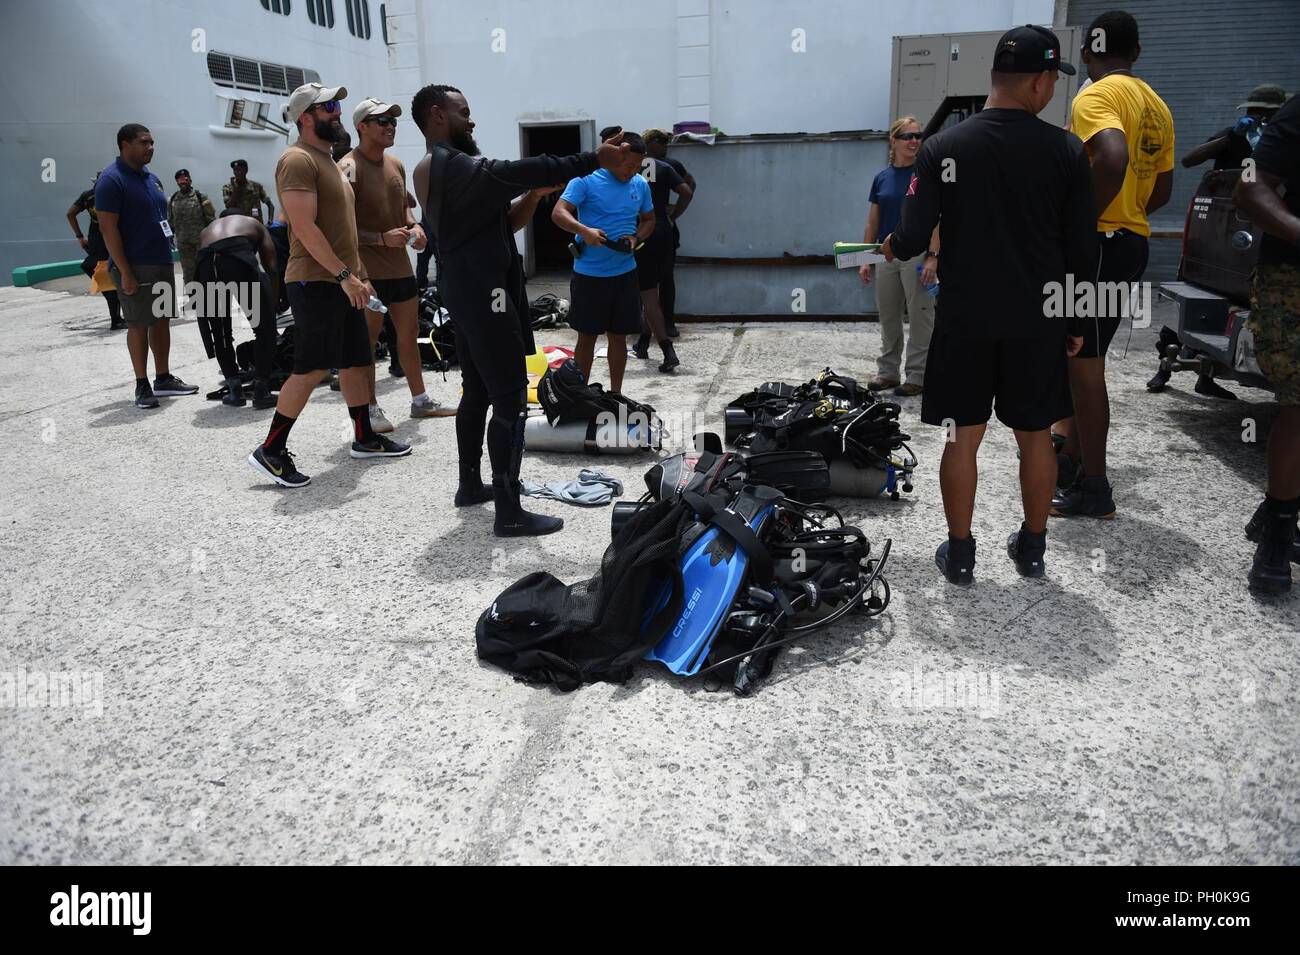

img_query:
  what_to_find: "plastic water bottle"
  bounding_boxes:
[366,295,388,314]
[915,262,939,298]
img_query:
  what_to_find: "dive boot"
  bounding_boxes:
[493,477,563,537]
[1006,524,1047,578]
[1247,508,1296,594]
[1244,499,1300,563]
[658,339,680,373]
[1051,475,1116,519]
[936,535,976,585]
[252,378,277,409]
[222,377,247,407]
[455,465,493,507]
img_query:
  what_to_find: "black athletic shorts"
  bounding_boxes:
[568,269,642,335]
[287,280,372,374]
[369,275,418,308]
[635,227,673,292]
[921,321,1073,432]
[1077,229,1149,358]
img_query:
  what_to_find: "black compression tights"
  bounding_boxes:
[456,388,526,483]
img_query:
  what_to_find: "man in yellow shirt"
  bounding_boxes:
[1052,9,1174,520]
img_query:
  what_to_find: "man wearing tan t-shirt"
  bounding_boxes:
[339,97,455,428]
[247,83,412,489]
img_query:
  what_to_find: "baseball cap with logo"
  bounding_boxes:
[352,97,402,128]
[992,25,1077,75]
[174,168,190,180]
[285,82,348,123]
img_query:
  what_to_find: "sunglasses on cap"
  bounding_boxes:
[895,132,923,141]
[366,115,397,127]
[310,100,341,114]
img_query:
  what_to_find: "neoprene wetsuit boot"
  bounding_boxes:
[251,378,276,410]
[222,377,247,407]
[659,339,680,373]
[1248,499,1298,593]
[936,534,976,585]
[1007,523,1047,578]
[1244,498,1300,563]
[1050,474,1116,519]
[492,476,563,537]
[454,463,493,507]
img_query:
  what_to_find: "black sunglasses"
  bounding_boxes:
[366,116,398,127]
[895,132,923,141]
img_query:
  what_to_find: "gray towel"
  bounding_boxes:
[521,468,624,507]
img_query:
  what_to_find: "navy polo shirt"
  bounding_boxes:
[94,157,173,267]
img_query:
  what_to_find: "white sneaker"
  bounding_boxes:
[411,395,457,418]
[369,403,394,433]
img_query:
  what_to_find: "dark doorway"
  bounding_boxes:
[521,124,582,271]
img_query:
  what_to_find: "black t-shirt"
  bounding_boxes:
[1251,94,1300,267]
[890,108,1097,339]
[1207,126,1255,171]
[74,188,108,260]
[646,158,684,227]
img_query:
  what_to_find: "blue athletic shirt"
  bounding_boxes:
[868,164,917,242]
[560,168,652,277]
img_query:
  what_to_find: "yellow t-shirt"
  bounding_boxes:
[1069,74,1175,236]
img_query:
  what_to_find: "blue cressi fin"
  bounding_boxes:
[646,486,782,675]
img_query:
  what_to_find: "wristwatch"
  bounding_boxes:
[335,267,351,283]
[926,250,939,258]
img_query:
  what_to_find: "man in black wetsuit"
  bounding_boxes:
[194,210,281,409]
[411,84,631,538]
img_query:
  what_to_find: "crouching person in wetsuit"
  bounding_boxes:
[194,210,281,409]
[411,83,632,538]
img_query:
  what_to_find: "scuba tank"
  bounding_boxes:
[524,412,661,455]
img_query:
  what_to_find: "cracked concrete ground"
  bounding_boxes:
[0,274,1296,864]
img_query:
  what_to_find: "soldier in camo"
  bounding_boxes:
[1234,91,1300,593]
[167,169,216,285]
[222,159,274,221]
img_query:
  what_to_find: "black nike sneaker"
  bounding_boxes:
[350,435,413,459]
[153,374,199,396]
[1051,475,1116,519]
[936,535,976,585]
[247,445,310,487]
[1007,524,1047,578]
[134,380,159,409]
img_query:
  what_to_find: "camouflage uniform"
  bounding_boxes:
[222,178,271,219]
[1250,262,1300,406]
[167,188,216,285]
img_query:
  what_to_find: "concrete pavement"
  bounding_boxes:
[0,278,1296,864]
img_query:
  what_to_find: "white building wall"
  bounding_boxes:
[394,0,1057,173]
[709,0,1056,134]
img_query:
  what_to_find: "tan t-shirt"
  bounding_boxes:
[275,142,364,282]
[337,149,414,280]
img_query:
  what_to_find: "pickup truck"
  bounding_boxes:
[1147,167,1269,398]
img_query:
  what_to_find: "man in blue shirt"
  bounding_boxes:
[96,123,198,409]
[552,132,664,393]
